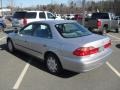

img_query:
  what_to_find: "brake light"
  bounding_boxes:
[73,47,99,56]
[23,18,27,26]
[97,20,101,28]
[104,40,111,48]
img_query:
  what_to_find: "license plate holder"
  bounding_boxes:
[99,46,104,52]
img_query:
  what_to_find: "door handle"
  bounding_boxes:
[43,44,47,47]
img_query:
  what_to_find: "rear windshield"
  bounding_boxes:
[13,12,26,19]
[55,23,92,38]
[25,12,37,19]
[92,13,109,19]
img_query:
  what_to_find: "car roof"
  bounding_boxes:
[32,20,77,25]
[27,11,51,13]
[14,11,50,13]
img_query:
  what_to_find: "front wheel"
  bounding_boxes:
[45,54,63,74]
[0,26,4,32]
[7,39,15,53]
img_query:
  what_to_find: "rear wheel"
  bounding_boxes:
[45,54,63,74]
[101,26,108,35]
[115,29,119,33]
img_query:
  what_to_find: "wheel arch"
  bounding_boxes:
[103,24,108,28]
[44,51,59,60]
[44,51,62,67]
[7,37,12,42]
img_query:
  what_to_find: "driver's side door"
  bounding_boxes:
[13,24,34,53]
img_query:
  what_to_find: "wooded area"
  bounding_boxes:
[5,0,120,15]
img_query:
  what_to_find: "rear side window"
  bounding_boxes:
[13,12,26,19]
[25,12,37,19]
[55,23,92,38]
[39,12,46,19]
[92,13,109,19]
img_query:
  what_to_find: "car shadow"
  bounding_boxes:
[0,44,78,78]
[116,44,120,49]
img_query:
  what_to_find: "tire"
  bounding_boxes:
[115,29,119,33]
[88,27,93,32]
[7,39,15,53]
[45,54,63,74]
[102,26,108,35]
[103,29,107,35]
[0,24,4,32]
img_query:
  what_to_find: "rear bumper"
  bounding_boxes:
[61,49,112,73]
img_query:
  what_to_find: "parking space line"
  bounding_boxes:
[106,61,120,78]
[13,60,31,90]
[107,34,120,40]
[0,36,6,41]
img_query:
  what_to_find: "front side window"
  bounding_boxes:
[47,13,55,19]
[33,24,52,38]
[19,24,33,35]
[55,23,92,38]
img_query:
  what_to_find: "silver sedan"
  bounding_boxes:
[7,20,112,74]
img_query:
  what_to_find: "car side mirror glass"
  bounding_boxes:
[14,28,18,33]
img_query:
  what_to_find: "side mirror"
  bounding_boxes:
[53,16,56,19]
[14,28,18,33]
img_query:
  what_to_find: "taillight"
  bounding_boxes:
[97,20,101,28]
[104,40,111,48]
[23,18,27,26]
[73,47,99,56]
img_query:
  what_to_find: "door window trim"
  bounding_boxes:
[18,23,34,36]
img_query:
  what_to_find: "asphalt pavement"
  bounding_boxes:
[0,29,120,90]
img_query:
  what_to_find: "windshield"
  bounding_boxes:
[92,13,109,19]
[55,23,92,38]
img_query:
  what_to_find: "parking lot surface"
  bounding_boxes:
[0,29,120,90]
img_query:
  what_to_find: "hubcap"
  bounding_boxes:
[47,57,57,73]
[8,41,13,52]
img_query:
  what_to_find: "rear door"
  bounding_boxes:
[39,12,46,20]
[25,12,37,23]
